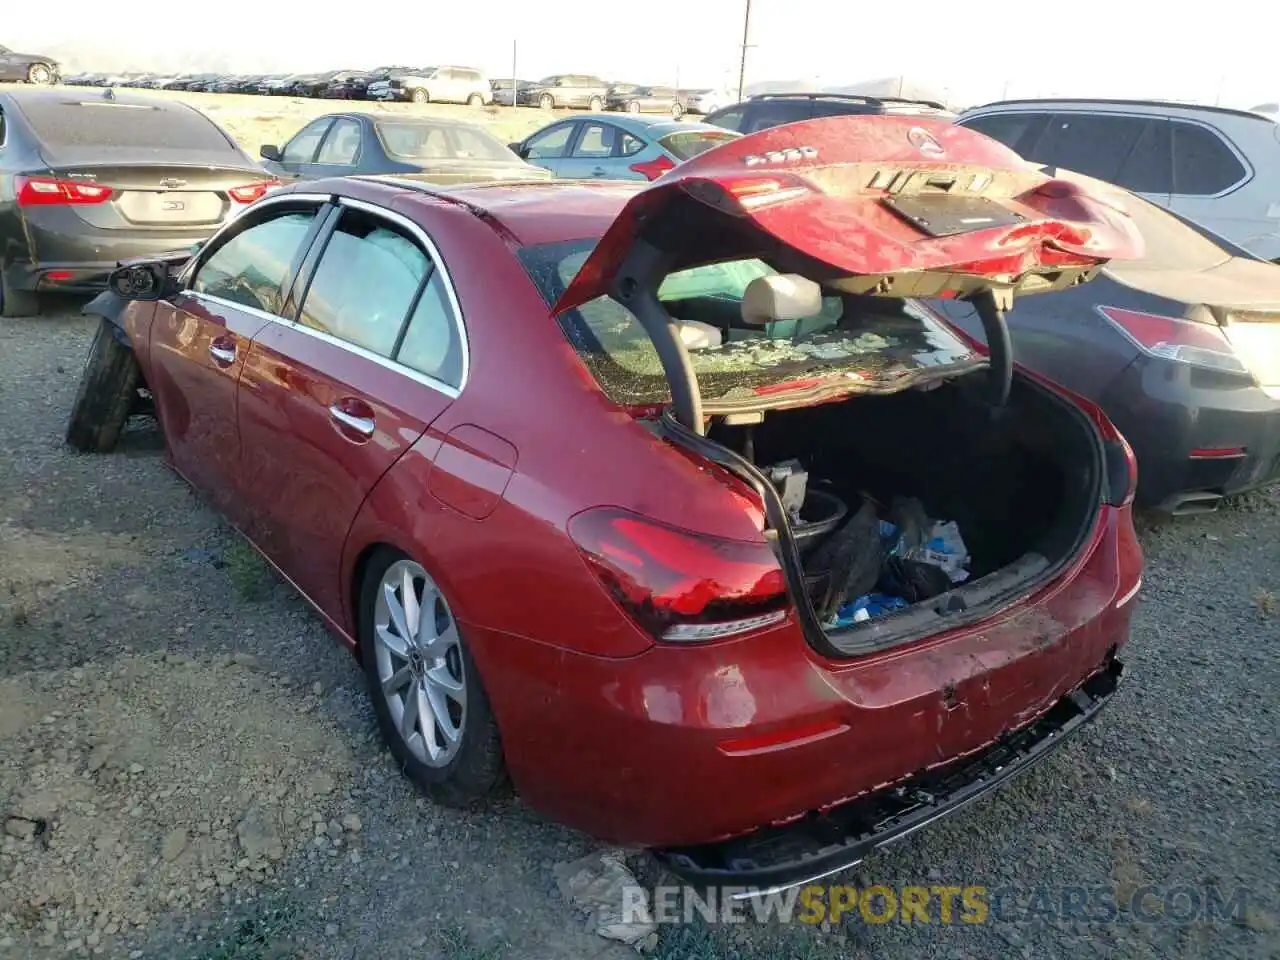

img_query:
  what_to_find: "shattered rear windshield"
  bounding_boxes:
[517,239,981,407]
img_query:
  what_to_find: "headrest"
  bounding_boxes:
[741,274,824,326]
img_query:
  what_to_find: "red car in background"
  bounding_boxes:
[67,117,1144,894]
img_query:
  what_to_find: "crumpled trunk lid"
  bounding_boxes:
[553,115,1144,316]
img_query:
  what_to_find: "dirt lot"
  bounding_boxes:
[1,88,1278,960]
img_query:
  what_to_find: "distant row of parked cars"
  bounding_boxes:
[56,65,733,116]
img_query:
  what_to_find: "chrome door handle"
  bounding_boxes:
[328,405,375,437]
[209,344,236,365]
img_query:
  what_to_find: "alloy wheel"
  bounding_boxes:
[28,64,52,85]
[373,559,467,768]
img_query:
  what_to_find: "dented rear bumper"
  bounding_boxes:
[654,656,1123,895]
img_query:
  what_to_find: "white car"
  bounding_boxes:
[367,66,492,106]
[683,88,736,115]
[958,98,1280,261]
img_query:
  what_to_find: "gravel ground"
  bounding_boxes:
[1,309,1277,960]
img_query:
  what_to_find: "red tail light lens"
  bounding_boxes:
[568,507,788,642]
[629,154,676,181]
[1096,306,1248,375]
[228,181,281,204]
[15,176,113,207]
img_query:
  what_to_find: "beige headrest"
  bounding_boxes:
[741,274,823,326]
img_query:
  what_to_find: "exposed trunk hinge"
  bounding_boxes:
[609,238,706,434]
[966,287,1015,412]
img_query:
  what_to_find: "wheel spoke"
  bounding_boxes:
[416,589,442,649]
[381,664,412,696]
[381,582,412,651]
[401,567,421,642]
[423,679,462,744]
[399,677,421,742]
[425,662,464,696]
[375,623,410,659]
[420,617,458,658]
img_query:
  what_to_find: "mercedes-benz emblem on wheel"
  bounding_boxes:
[907,127,946,159]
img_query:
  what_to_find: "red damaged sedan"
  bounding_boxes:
[67,116,1145,893]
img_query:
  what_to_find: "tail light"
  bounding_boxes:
[228,181,281,204]
[568,507,789,643]
[15,176,112,207]
[1096,306,1249,375]
[629,154,676,181]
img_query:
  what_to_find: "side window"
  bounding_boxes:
[1113,119,1173,194]
[396,271,463,387]
[1171,122,1246,195]
[744,101,808,132]
[573,123,617,158]
[1024,114,1146,181]
[191,209,318,315]
[525,123,574,159]
[316,119,362,165]
[297,207,430,357]
[282,119,331,163]
[707,106,744,131]
[962,112,1050,155]
[618,132,645,157]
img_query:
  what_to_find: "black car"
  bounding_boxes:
[0,89,279,317]
[288,72,351,98]
[606,85,685,118]
[322,71,383,100]
[705,92,953,133]
[258,113,550,185]
[932,169,1280,515]
[0,44,59,85]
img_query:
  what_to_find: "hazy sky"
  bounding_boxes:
[9,0,1278,108]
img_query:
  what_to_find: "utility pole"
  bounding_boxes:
[737,0,753,102]
[511,40,518,107]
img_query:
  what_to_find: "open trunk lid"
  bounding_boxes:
[553,115,1143,316]
[1055,168,1280,399]
[550,116,1144,430]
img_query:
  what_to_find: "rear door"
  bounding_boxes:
[236,196,465,622]
[558,121,624,179]
[149,197,328,521]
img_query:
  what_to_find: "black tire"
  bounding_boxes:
[539,93,555,110]
[358,547,506,807]
[411,88,429,104]
[27,63,53,85]
[467,93,484,106]
[0,273,39,318]
[65,319,141,453]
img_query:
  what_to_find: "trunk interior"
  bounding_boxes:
[708,370,1103,644]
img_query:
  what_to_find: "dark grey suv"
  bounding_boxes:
[704,93,953,134]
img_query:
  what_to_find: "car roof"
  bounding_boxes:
[962,97,1274,125]
[0,87,185,110]
[356,177,642,246]
[559,113,736,137]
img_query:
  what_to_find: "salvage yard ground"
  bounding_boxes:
[0,87,1278,960]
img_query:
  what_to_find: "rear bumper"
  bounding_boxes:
[8,211,217,295]
[465,508,1139,850]
[1102,355,1280,513]
[656,656,1123,893]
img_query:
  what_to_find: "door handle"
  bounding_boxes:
[592,166,607,176]
[209,341,236,366]
[328,403,375,438]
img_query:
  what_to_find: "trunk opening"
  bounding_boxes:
[662,368,1105,658]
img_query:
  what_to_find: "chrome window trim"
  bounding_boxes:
[181,191,333,286]
[179,191,469,401]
